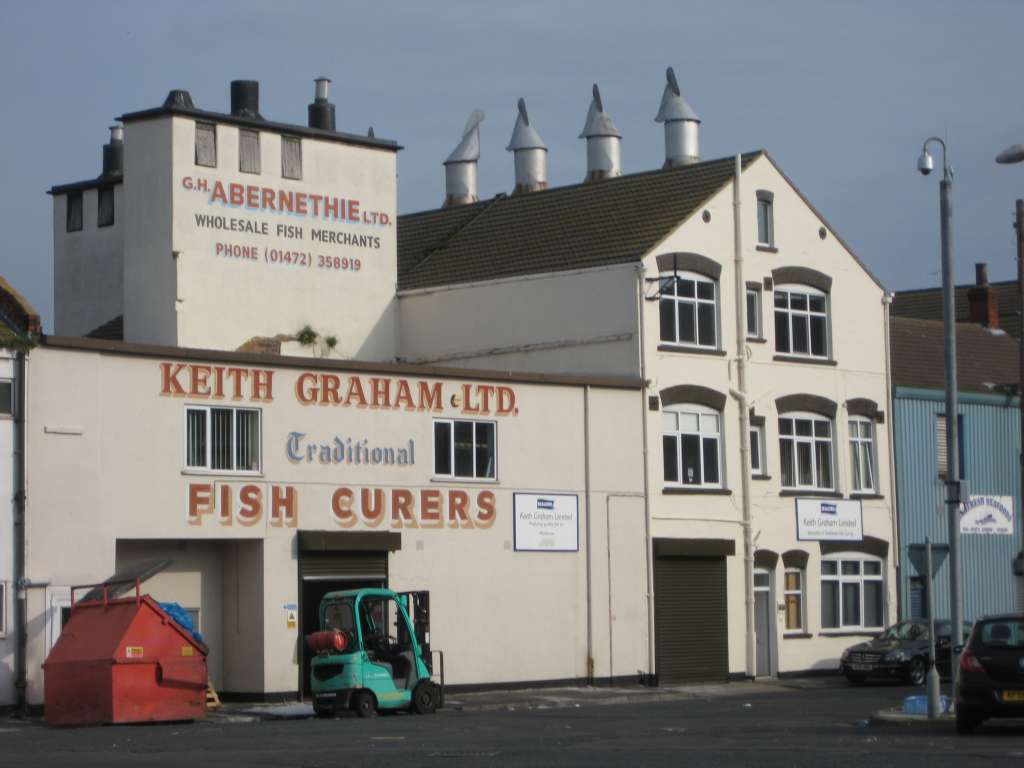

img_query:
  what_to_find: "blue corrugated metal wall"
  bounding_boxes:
[894,387,1021,621]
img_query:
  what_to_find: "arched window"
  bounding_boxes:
[778,411,834,491]
[659,271,719,349]
[662,404,722,488]
[774,284,829,359]
[821,553,885,631]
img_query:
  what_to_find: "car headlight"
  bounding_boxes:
[882,650,905,663]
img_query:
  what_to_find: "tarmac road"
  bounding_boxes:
[2,679,1022,767]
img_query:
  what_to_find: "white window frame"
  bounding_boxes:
[821,554,885,632]
[432,418,497,481]
[757,197,774,246]
[783,567,805,633]
[746,287,761,339]
[749,423,765,476]
[658,271,719,350]
[662,404,723,488]
[778,411,835,491]
[848,416,876,493]
[184,405,262,474]
[774,284,830,360]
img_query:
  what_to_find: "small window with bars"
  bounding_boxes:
[66,191,83,232]
[185,406,261,472]
[282,136,302,180]
[195,122,217,167]
[97,187,114,227]
[239,129,261,174]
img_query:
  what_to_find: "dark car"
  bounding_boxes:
[956,614,1024,734]
[839,619,968,685]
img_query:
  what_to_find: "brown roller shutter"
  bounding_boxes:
[298,551,387,580]
[654,555,729,683]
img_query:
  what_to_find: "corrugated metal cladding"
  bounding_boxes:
[893,389,1022,620]
[298,551,387,579]
[654,557,729,683]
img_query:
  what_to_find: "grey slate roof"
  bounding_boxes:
[890,316,1019,395]
[397,151,762,291]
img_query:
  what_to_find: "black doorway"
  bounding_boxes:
[300,576,383,698]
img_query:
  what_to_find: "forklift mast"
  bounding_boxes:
[397,591,431,672]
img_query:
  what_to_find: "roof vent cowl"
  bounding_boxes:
[506,98,548,194]
[579,83,621,182]
[230,80,262,120]
[654,67,700,167]
[101,125,124,178]
[308,77,336,131]
[443,110,485,207]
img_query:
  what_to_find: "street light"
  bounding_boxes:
[917,137,964,708]
[994,144,1024,618]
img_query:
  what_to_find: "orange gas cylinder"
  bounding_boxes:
[307,630,348,654]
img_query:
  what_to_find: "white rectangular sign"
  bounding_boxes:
[513,493,579,552]
[961,495,1014,536]
[795,498,863,541]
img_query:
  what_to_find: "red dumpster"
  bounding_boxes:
[42,580,208,726]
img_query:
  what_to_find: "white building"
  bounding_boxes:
[396,72,897,681]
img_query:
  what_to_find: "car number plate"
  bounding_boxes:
[851,663,872,671]
[1001,690,1024,702]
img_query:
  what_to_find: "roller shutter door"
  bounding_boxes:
[298,551,387,580]
[654,556,728,683]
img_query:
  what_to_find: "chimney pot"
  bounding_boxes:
[967,262,999,329]
[101,124,124,177]
[230,80,262,119]
[579,83,622,182]
[443,110,484,207]
[506,98,548,194]
[655,67,700,167]
[308,77,336,131]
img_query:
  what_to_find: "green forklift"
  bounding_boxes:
[307,587,443,717]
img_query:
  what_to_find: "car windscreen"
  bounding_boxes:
[976,619,1024,649]
[323,599,356,634]
[881,622,923,641]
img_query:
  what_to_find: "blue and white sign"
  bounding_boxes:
[795,498,863,541]
[513,493,579,552]
[961,495,1014,536]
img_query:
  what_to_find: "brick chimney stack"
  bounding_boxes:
[967,262,1000,328]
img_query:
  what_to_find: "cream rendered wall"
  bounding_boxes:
[123,118,177,347]
[0,352,14,706]
[52,185,125,336]
[23,344,645,700]
[221,540,264,694]
[397,264,639,376]
[169,118,398,358]
[643,154,895,676]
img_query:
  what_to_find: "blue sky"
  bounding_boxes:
[2,0,1023,329]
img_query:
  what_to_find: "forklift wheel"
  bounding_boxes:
[411,681,439,715]
[352,690,377,718]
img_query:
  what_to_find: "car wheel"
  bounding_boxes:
[845,673,867,685]
[907,657,927,686]
[411,680,438,715]
[352,690,377,718]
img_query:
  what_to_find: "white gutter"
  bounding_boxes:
[729,154,756,679]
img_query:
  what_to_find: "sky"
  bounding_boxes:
[2,0,1023,330]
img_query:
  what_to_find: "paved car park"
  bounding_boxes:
[2,678,1023,767]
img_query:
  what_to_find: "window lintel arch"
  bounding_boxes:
[846,397,883,423]
[775,394,837,419]
[771,266,832,293]
[661,385,727,412]
[655,252,722,281]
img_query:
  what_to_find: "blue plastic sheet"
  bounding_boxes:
[159,601,205,645]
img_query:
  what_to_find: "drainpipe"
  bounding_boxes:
[636,263,656,684]
[729,154,756,679]
[583,384,594,684]
[882,293,900,616]
[13,350,27,715]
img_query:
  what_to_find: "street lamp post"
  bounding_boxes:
[995,144,1024,612]
[917,137,964,703]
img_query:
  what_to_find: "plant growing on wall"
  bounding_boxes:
[0,331,36,353]
[296,325,318,346]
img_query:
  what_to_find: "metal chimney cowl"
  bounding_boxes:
[308,77,336,131]
[655,67,700,167]
[230,80,262,119]
[579,83,621,182]
[506,98,548,194]
[443,110,485,207]
[101,125,124,178]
